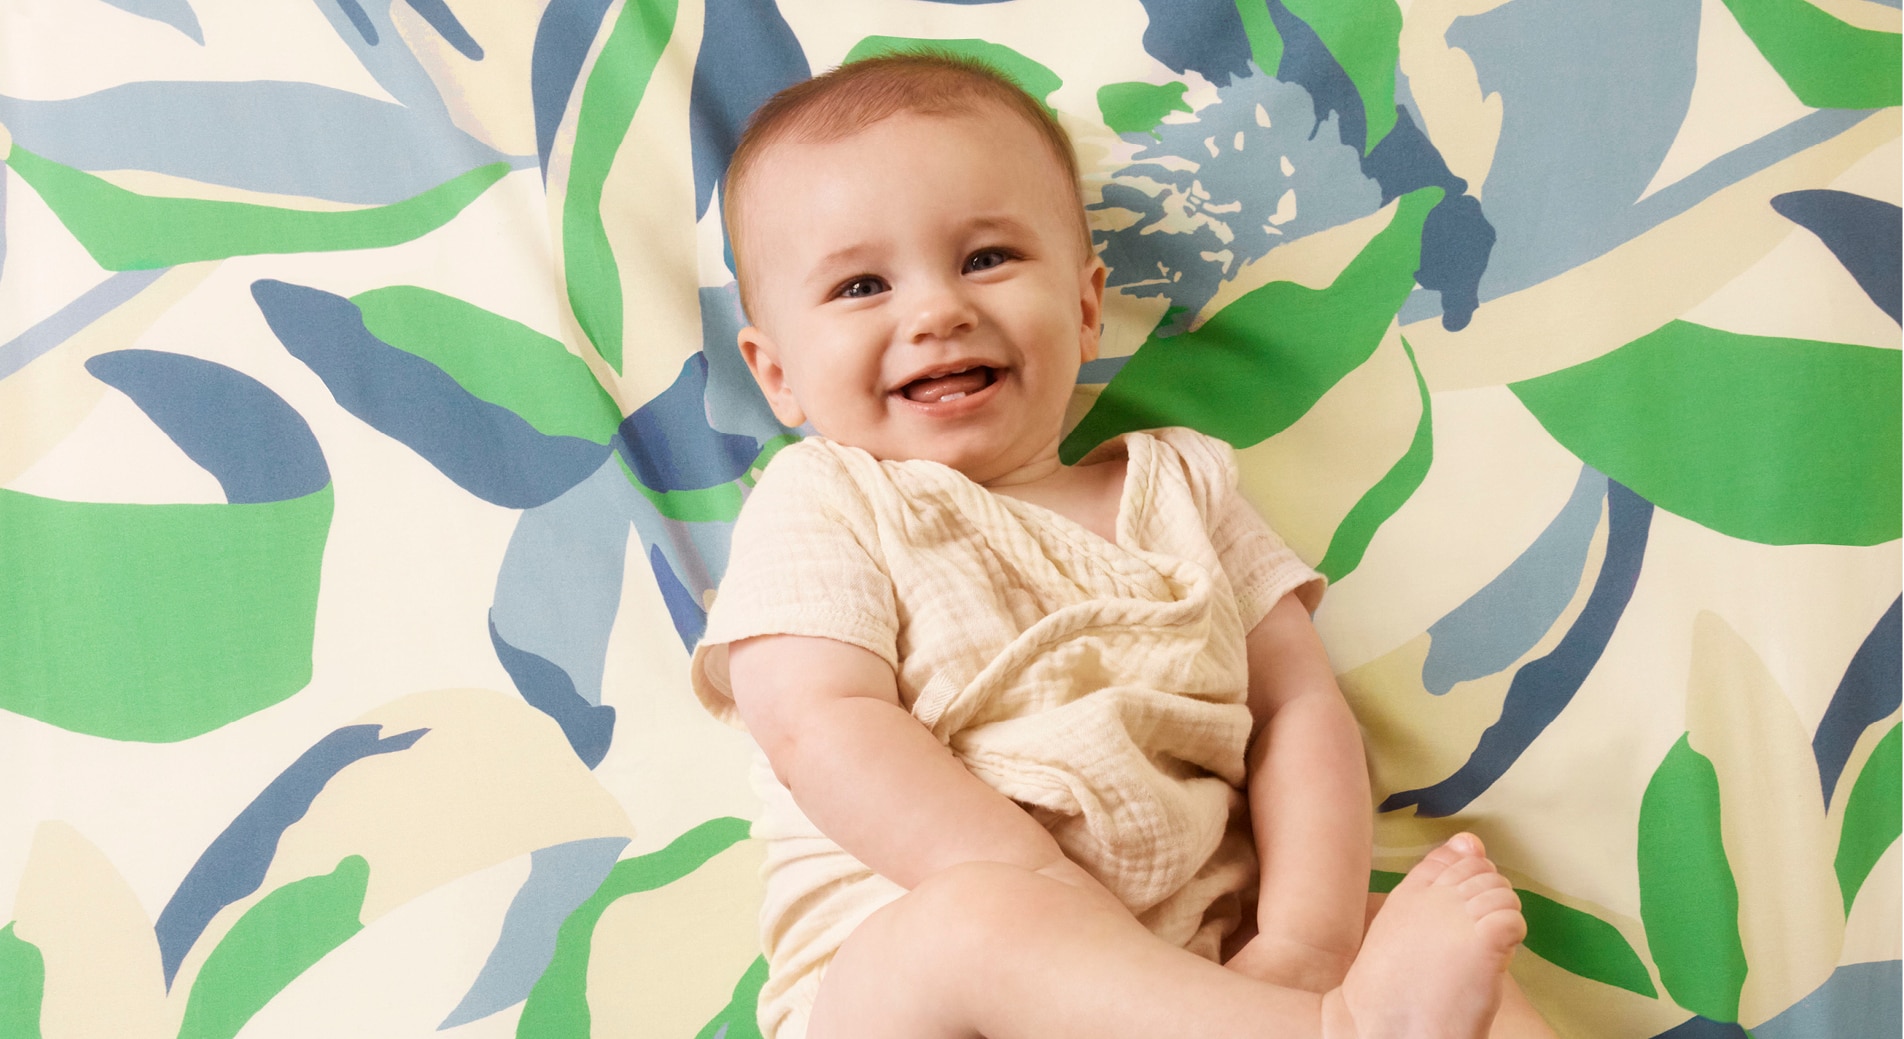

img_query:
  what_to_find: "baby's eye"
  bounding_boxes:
[965,248,1013,273]
[835,276,888,299]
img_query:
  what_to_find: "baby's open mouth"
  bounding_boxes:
[900,366,998,403]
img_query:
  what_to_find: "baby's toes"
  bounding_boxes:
[1466,882,1527,951]
[1407,834,1487,889]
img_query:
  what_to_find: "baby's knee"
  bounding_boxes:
[900,861,1076,962]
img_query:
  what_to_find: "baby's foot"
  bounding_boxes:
[1322,835,1524,1039]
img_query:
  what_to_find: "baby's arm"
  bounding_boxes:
[728,632,1116,898]
[1227,591,1373,992]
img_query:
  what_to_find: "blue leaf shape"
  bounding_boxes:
[618,352,767,492]
[1,270,167,383]
[85,350,329,504]
[1814,597,1902,805]
[650,543,709,649]
[440,836,629,1027]
[315,0,466,121]
[1266,0,1367,153]
[402,0,484,60]
[488,615,617,768]
[154,724,427,986]
[252,279,609,509]
[690,0,809,220]
[98,0,204,42]
[1771,190,1902,323]
[1132,0,1253,86]
[491,459,636,709]
[1422,467,1606,694]
[0,82,508,205]
[531,0,617,178]
[1444,0,1700,305]
[1755,960,1902,1039]
[1383,481,1652,817]
[1363,107,1497,331]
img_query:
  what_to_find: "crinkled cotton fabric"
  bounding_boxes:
[691,427,1323,1039]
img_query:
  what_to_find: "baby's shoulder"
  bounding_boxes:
[738,437,888,538]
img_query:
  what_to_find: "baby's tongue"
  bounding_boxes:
[903,368,989,403]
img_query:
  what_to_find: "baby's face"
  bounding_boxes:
[734,106,1105,485]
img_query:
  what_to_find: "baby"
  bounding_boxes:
[690,53,1550,1039]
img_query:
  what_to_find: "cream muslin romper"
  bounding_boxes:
[691,427,1323,1039]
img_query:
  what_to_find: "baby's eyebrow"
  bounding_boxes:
[803,243,882,287]
[964,214,1036,239]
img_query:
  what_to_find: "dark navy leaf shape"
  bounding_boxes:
[489,615,617,768]
[252,279,610,509]
[689,0,809,220]
[154,724,427,986]
[85,350,329,504]
[1383,482,1652,817]
[1133,0,1253,85]
[1771,190,1902,324]
[531,0,617,178]
[1814,597,1902,806]
[618,351,768,493]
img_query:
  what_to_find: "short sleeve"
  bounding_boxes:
[1152,427,1324,630]
[688,442,898,726]
[1210,490,1324,629]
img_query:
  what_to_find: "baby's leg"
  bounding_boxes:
[806,838,1524,1039]
[808,860,1325,1039]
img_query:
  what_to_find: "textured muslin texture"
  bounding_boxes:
[691,427,1323,1038]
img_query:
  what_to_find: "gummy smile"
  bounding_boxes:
[894,363,1002,405]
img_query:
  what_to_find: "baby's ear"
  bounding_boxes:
[737,327,809,428]
[1077,261,1108,363]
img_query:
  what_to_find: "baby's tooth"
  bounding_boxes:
[940,391,967,402]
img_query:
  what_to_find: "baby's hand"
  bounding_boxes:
[1222,930,1357,993]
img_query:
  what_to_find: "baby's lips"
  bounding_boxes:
[901,366,995,403]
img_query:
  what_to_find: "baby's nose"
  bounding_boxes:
[904,279,977,341]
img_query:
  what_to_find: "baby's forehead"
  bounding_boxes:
[754,102,1062,182]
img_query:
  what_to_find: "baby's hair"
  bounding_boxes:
[723,50,1091,315]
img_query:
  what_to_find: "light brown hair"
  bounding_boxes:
[721,51,1092,315]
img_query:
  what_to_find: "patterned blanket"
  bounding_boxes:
[0,1,1897,1036]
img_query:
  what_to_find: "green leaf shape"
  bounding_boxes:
[1719,0,1901,109]
[1282,0,1403,148]
[0,147,505,272]
[0,486,331,742]
[1368,869,1405,893]
[352,286,622,444]
[843,37,1062,108]
[1096,81,1192,137]
[517,817,751,1038]
[1835,722,1901,914]
[1638,734,1747,1022]
[0,923,44,1039]
[1062,187,1438,462]
[1316,337,1431,583]
[176,856,369,1039]
[1234,0,1285,77]
[563,0,679,374]
[617,433,799,522]
[1510,322,1901,547]
[692,957,768,1039]
[1520,890,1658,998]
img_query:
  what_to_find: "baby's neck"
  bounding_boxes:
[985,455,1129,544]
